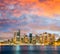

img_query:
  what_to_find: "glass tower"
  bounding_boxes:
[29,33,32,43]
[16,30,20,41]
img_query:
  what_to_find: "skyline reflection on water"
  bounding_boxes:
[0,45,60,54]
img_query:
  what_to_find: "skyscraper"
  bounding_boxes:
[29,33,32,43]
[16,30,20,41]
[17,30,20,36]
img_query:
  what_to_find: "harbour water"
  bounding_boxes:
[0,45,60,54]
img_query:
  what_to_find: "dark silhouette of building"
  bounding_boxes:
[16,30,20,41]
[17,30,20,36]
[29,33,32,43]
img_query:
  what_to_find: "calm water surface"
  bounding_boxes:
[0,45,60,54]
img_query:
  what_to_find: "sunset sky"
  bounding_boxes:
[0,0,60,39]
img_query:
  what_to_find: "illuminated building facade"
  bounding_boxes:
[13,30,20,44]
[39,32,55,45]
[0,31,58,46]
[24,35,29,43]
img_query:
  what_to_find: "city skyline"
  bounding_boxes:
[0,30,60,46]
[0,30,59,41]
[0,0,60,39]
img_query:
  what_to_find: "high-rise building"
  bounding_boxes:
[24,35,29,43]
[39,32,55,45]
[32,36,36,44]
[13,32,17,44]
[29,33,32,43]
[16,30,20,41]
[36,35,40,43]
[13,30,20,44]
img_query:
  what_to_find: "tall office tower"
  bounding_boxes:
[16,30,20,41]
[29,33,32,43]
[13,32,17,43]
[24,35,29,43]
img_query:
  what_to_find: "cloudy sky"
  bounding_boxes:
[0,0,60,39]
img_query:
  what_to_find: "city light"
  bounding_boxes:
[0,30,60,46]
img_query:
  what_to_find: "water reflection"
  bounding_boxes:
[28,46,34,54]
[13,45,21,54]
[1,46,13,54]
[0,45,60,54]
[29,46,34,50]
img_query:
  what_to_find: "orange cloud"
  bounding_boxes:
[1,0,60,17]
[0,0,60,38]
